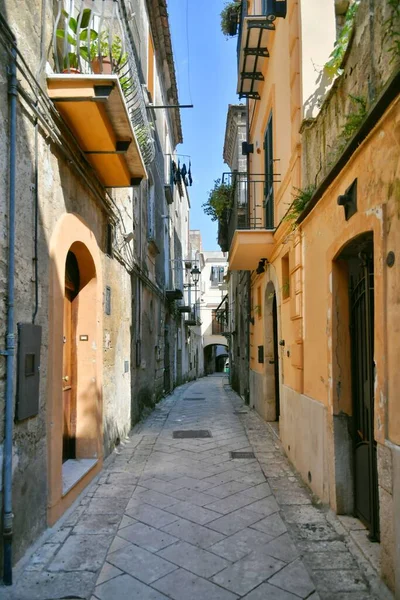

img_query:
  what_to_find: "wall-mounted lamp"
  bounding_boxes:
[256,258,267,275]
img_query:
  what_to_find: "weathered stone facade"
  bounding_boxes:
[0,0,191,574]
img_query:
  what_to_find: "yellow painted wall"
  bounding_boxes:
[247,1,303,394]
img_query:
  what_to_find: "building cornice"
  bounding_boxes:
[146,0,183,146]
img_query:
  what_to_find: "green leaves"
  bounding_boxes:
[324,0,360,78]
[57,8,98,66]
[283,186,316,225]
[202,179,234,221]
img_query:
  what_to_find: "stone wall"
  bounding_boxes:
[302,0,398,189]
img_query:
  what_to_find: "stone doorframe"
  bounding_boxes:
[47,213,103,525]
[327,214,386,516]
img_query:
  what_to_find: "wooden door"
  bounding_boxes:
[63,251,79,462]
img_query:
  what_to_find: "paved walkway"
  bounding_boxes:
[1,375,392,600]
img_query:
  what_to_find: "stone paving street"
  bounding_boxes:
[1,375,392,600]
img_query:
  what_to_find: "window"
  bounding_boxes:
[147,32,155,100]
[257,286,262,318]
[282,253,290,300]
[147,180,155,241]
[210,266,225,286]
[264,113,274,229]
[212,310,223,335]
[105,223,114,257]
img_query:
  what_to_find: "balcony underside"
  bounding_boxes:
[47,75,147,187]
[237,17,274,99]
[229,229,275,271]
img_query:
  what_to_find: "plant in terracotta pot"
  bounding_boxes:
[220,1,241,37]
[56,8,98,72]
[90,32,128,74]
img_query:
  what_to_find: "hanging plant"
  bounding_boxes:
[220,1,241,37]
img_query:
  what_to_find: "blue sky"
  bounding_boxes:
[167,0,239,251]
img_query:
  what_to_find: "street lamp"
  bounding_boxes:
[190,266,201,322]
[190,266,200,285]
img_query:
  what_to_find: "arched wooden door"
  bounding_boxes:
[63,251,80,462]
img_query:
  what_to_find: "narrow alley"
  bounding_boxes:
[2,375,390,600]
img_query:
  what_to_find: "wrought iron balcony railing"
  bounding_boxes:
[53,0,155,165]
[215,295,229,335]
[219,171,276,252]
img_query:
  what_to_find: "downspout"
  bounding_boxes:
[3,44,18,586]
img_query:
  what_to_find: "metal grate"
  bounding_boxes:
[230,451,256,459]
[184,397,205,401]
[173,430,212,439]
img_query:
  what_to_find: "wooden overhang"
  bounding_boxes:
[228,229,275,271]
[47,75,147,187]
[237,17,275,100]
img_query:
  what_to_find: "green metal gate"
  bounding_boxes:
[350,252,379,540]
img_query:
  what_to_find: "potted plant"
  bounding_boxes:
[90,32,128,74]
[56,8,98,72]
[202,178,234,222]
[220,1,241,37]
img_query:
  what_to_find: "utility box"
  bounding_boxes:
[16,323,42,421]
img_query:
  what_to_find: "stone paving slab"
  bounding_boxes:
[0,376,392,599]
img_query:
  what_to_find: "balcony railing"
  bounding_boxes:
[220,171,275,251]
[236,1,287,99]
[52,0,155,166]
[215,295,229,335]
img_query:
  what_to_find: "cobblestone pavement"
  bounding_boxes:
[1,375,392,600]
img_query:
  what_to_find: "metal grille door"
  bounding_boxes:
[350,253,379,540]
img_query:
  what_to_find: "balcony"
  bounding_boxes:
[215,295,229,335]
[48,0,154,187]
[237,0,287,99]
[221,172,275,271]
[48,75,146,187]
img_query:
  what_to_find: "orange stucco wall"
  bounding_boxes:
[301,98,400,446]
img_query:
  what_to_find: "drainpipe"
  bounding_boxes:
[3,44,17,586]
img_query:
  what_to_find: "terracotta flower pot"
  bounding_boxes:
[62,68,80,74]
[91,57,113,74]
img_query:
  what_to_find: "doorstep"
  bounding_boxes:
[62,458,98,497]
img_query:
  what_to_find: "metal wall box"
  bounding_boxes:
[16,323,42,421]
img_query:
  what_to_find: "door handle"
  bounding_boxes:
[63,375,69,382]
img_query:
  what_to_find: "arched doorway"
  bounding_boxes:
[333,232,379,540]
[203,342,228,375]
[48,214,103,525]
[265,281,280,422]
